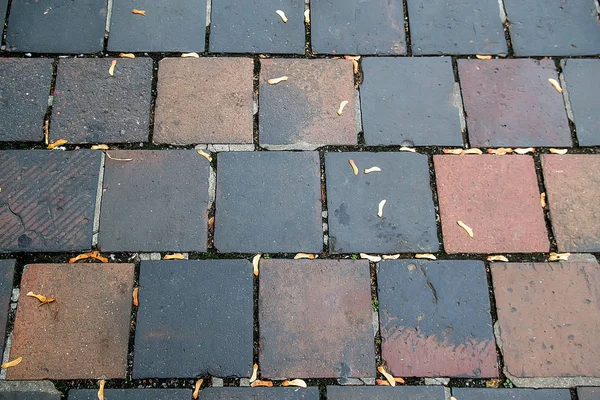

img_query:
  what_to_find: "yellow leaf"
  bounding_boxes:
[252,254,261,276]
[487,255,509,262]
[119,53,135,59]
[249,363,258,383]
[381,254,400,260]
[548,78,562,93]
[540,192,546,208]
[514,147,535,155]
[457,220,474,238]
[109,60,117,76]
[376,379,390,386]
[133,287,139,307]
[197,149,212,162]
[181,52,200,58]
[443,148,463,155]
[294,253,315,259]
[47,139,67,149]
[377,365,396,387]
[337,100,349,116]
[549,148,568,155]
[487,148,513,155]
[549,252,570,261]
[26,291,55,305]
[251,380,273,387]
[98,379,105,400]
[461,148,483,155]
[192,379,203,399]
[275,10,288,22]
[360,253,381,262]
[164,253,185,260]
[415,253,437,260]
[304,9,310,23]
[364,166,381,174]
[282,379,307,387]
[132,9,146,15]
[476,55,492,60]
[1,357,22,369]
[267,76,288,85]
[348,159,358,176]
[91,144,109,150]
[399,146,416,152]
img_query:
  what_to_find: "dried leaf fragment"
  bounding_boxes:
[252,254,261,276]
[399,146,416,152]
[364,166,381,174]
[1,357,22,369]
[382,254,400,260]
[98,379,105,400]
[348,159,358,175]
[487,255,509,262]
[377,365,396,387]
[294,253,315,259]
[106,152,133,161]
[26,291,55,305]
[377,199,387,218]
[251,380,273,387]
[181,52,200,58]
[304,9,310,23]
[197,149,212,162]
[548,78,563,93]
[487,148,513,155]
[393,377,406,384]
[47,139,67,149]
[275,10,288,22]
[282,379,307,388]
[44,120,49,145]
[249,363,259,383]
[549,252,570,261]
[476,54,492,60]
[461,148,483,155]
[443,148,463,155]
[132,287,139,307]
[457,220,474,238]
[540,192,547,208]
[337,100,349,116]
[132,9,146,15]
[69,251,108,263]
[376,379,391,386]
[192,379,203,399]
[344,55,360,74]
[360,253,381,262]
[268,76,288,85]
[164,253,185,260]
[119,53,135,59]
[415,253,437,260]
[549,148,568,155]
[514,147,535,155]
[109,60,117,76]
[91,144,109,150]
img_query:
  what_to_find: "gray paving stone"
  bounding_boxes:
[578,387,600,400]
[133,260,254,378]
[452,388,572,399]
[361,57,463,146]
[197,388,320,399]
[0,381,61,400]
[327,386,446,399]
[0,0,7,32]
[69,389,192,399]
[0,260,15,358]
[325,152,438,253]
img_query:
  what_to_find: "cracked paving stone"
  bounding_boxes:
[327,386,446,399]
[452,388,571,399]
[69,389,192,400]
[0,260,15,359]
[195,388,320,399]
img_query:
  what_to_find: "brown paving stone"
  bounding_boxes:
[492,261,600,378]
[154,58,254,145]
[7,263,134,380]
[259,259,375,379]
[434,155,548,253]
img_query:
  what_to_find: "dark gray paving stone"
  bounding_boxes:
[198,388,320,399]
[503,0,600,56]
[311,0,405,55]
[210,0,305,54]
[361,57,463,146]
[327,386,446,399]
[98,150,209,252]
[214,152,322,253]
[408,0,507,55]
[0,260,15,358]
[325,152,438,253]
[0,0,8,37]
[452,388,572,399]
[53,58,152,144]
[0,381,61,400]
[133,260,254,378]
[578,387,600,400]
[6,0,106,53]
[69,389,192,400]
[0,58,53,142]
[107,0,206,52]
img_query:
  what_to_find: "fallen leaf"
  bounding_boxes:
[268,76,288,85]
[549,148,568,155]
[457,220,474,238]
[259,54,267,59]
[337,100,349,116]
[364,166,381,174]
[132,9,146,15]
[399,146,416,152]
[119,53,135,59]
[251,380,273,387]
[486,378,502,388]
[275,9,288,22]
[69,251,108,264]
[294,253,315,259]
[415,253,437,260]
[443,148,463,155]
[382,254,400,260]
[98,379,105,400]
[181,52,200,58]
[348,159,358,175]
[26,291,55,305]
[1,357,22,369]
[393,377,405,384]
[360,253,381,262]
[249,363,259,383]
[514,147,535,155]
[91,144,109,150]
[549,252,570,261]
[47,139,67,149]
[548,78,563,93]
[487,148,513,155]
[197,149,212,162]
[106,152,133,161]
[344,55,361,61]
[487,255,509,262]
[345,56,360,74]
[132,287,139,307]
[282,379,307,388]
[208,216,215,230]
[252,254,261,276]
[461,148,483,155]
[44,120,49,145]
[476,54,492,60]
[109,60,117,76]
[304,9,310,23]
[378,199,387,218]
[192,379,203,399]
[451,397,457,400]
[164,253,185,260]
[376,379,390,386]
[540,192,546,208]
[377,365,396,387]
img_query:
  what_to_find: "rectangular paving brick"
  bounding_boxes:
[310,0,405,55]
[361,57,463,146]
[326,152,439,253]
[0,59,53,142]
[453,388,571,400]
[53,58,152,144]
[7,263,134,380]
[0,260,15,359]
[197,388,320,399]
[154,58,254,145]
[259,59,357,150]
[259,259,375,379]
[98,150,209,252]
[458,59,571,147]
[434,155,548,253]
[492,261,600,379]
[133,260,254,378]
[214,152,322,253]
[69,389,192,400]
[0,381,61,400]
[378,260,497,377]
[578,387,600,400]
[0,150,101,252]
[327,386,446,399]
[409,0,507,55]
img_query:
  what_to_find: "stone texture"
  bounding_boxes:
[7,263,134,380]
[69,389,192,400]
[0,0,6,31]
[578,387,600,400]
[0,381,61,400]
[133,260,254,378]
[259,259,375,379]
[214,152,322,253]
[310,0,405,55]
[0,260,15,358]
[98,150,209,252]
[409,0,507,55]
[378,259,497,377]
[492,261,600,379]
[154,58,254,145]
[327,386,446,399]
[259,59,357,150]
[361,57,463,146]
[0,59,53,142]
[326,152,439,253]
[452,388,571,399]
[53,58,152,144]
[434,155,548,253]
[6,0,106,53]
[458,59,571,147]
[197,388,320,399]
[0,150,101,252]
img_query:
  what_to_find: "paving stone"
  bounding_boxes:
[503,0,600,56]
[210,0,305,54]
[0,150,101,252]
[458,59,571,147]
[259,259,375,379]
[98,150,209,252]
[434,155,548,253]
[69,389,192,400]
[325,152,439,253]
[578,387,600,400]
[310,0,405,55]
[107,0,206,52]
[327,386,446,399]
[378,259,497,377]
[491,261,600,379]
[154,58,254,145]
[360,57,463,146]
[133,260,254,378]
[0,59,53,142]
[52,58,152,144]
[197,388,320,399]
[259,59,356,150]
[452,388,571,399]
[408,0,507,55]
[7,263,134,380]
[0,0,6,31]
[214,152,322,253]
[0,381,61,400]
[5,0,106,53]
[0,260,15,357]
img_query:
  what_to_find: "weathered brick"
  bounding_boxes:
[69,389,192,399]
[452,388,571,399]
[0,260,15,358]
[327,386,446,399]
[196,388,320,399]
[578,387,600,400]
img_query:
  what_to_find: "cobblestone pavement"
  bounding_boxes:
[0,0,599,398]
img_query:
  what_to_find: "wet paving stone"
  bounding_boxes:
[214,151,322,253]
[210,0,305,54]
[408,0,507,55]
[452,388,571,399]
[0,260,15,358]
[259,59,356,150]
[578,387,600,400]
[458,59,571,147]
[259,259,375,379]
[197,388,320,399]
[0,150,101,252]
[154,58,254,145]
[310,0,405,55]
[491,260,600,379]
[378,259,497,377]
[7,263,134,380]
[327,386,446,399]
[133,260,254,378]
[0,59,53,142]
[434,155,548,253]
[5,0,106,53]
[325,152,439,253]
[360,57,463,146]
[69,389,192,400]
[52,58,152,144]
